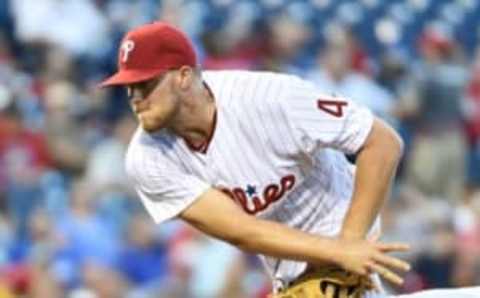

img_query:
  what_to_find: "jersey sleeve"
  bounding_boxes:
[279,76,374,155]
[126,141,211,224]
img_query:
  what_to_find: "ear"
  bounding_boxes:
[174,66,195,92]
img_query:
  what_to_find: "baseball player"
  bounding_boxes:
[100,22,479,298]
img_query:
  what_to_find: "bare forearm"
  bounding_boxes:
[234,218,340,266]
[341,119,403,239]
[181,187,411,281]
[181,188,342,266]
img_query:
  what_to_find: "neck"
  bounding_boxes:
[170,83,216,145]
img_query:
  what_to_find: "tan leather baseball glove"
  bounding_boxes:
[270,267,374,298]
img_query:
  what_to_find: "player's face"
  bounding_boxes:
[126,72,180,132]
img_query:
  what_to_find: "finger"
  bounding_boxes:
[325,283,336,298]
[367,263,404,286]
[377,242,410,252]
[373,253,411,272]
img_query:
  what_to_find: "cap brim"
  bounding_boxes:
[98,68,167,88]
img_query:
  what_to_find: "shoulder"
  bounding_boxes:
[125,128,149,182]
[203,69,294,81]
[125,127,175,183]
[206,70,312,99]
[202,70,325,115]
[202,70,299,95]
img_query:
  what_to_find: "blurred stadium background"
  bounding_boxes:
[0,0,479,297]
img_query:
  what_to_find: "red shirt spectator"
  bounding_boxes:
[0,105,52,189]
[465,68,480,146]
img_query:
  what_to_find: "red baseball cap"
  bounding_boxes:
[99,22,197,87]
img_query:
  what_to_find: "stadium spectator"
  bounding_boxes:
[307,27,396,124]
[259,12,311,74]
[464,47,480,188]
[399,24,469,203]
[117,213,169,297]
[52,178,120,288]
[0,99,52,238]
[43,80,88,175]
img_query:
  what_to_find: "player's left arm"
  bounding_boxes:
[278,75,403,240]
[340,117,403,239]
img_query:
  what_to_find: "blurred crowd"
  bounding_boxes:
[0,0,479,297]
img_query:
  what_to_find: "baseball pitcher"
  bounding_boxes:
[100,22,479,298]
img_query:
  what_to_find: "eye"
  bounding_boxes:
[143,79,160,96]
[126,83,146,101]
[125,76,162,101]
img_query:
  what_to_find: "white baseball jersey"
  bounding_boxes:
[125,70,381,293]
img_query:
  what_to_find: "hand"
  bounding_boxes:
[333,238,411,286]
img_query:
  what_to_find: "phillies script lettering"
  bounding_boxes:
[220,175,296,214]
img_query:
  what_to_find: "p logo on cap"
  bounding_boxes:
[121,40,135,63]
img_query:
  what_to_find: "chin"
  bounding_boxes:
[140,118,165,133]
[141,122,161,133]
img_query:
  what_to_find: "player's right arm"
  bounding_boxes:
[179,187,410,285]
